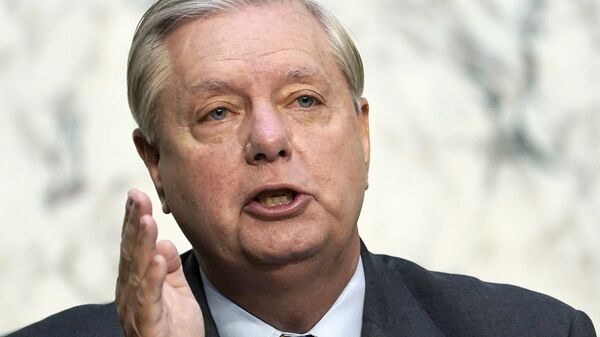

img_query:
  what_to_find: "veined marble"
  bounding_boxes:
[0,0,598,333]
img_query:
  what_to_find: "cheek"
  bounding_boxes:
[160,144,244,230]
[303,120,367,215]
[315,118,366,176]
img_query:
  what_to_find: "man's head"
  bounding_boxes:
[129,0,370,280]
[128,0,365,144]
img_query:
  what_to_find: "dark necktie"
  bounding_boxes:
[280,334,315,337]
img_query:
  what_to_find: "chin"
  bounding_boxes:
[240,231,326,268]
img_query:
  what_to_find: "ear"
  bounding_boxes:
[132,129,171,214]
[357,97,370,189]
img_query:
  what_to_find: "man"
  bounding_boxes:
[5,0,596,336]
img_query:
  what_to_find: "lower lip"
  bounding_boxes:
[243,194,312,220]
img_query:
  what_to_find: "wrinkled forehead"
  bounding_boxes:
[162,1,340,89]
[165,2,331,58]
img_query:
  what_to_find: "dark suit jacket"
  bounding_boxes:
[5,243,597,337]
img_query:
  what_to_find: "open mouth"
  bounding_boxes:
[243,185,310,220]
[254,189,297,208]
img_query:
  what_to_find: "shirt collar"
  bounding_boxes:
[200,257,365,337]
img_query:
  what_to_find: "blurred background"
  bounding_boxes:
[1,0,598,334]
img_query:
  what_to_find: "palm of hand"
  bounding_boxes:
[158,273,204,337]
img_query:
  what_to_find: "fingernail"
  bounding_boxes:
[127,190,137,208]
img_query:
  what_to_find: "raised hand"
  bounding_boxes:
[115,189,204,337]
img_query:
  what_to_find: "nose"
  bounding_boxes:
[244,103,292,165]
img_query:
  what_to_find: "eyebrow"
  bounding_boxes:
[190,79,233,93]
[286,67,326,83]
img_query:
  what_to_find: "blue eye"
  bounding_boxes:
[208,107,227,120]
[297,95,316,108]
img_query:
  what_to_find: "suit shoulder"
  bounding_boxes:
[5,303,123,337]
[372,253,596,336]
[376,253,566,309]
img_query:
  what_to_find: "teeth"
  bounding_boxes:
[258,192,294,207]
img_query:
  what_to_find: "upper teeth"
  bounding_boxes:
[258,192,294,207]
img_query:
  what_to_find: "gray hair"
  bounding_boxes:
[127,0,364,143]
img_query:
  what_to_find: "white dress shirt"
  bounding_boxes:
[200,257,365,337]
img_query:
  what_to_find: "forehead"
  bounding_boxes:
[163,1,339,88]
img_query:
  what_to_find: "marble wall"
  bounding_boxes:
[1,0,598,333]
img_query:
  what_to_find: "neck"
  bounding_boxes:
[198,236,361,333]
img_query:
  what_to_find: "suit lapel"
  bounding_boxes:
[181,251,221,337]
[360,243,446,337]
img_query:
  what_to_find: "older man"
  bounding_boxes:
[5,0,597,337]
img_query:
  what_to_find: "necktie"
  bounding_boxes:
[280,335,315,337]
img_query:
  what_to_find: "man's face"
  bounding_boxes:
[143,1,369,272]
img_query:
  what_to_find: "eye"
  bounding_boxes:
[207,107,228,121]
[297,95,318,108]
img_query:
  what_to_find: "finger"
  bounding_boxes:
[119,190,153,273]
[117,194,136,300]
[121,195,133,237]
[130,214,159,286]
[134,254,167,331]
[156,240,191,291]
[156,240,181,274]
[122,189,151,240]
[117,190,154,293]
